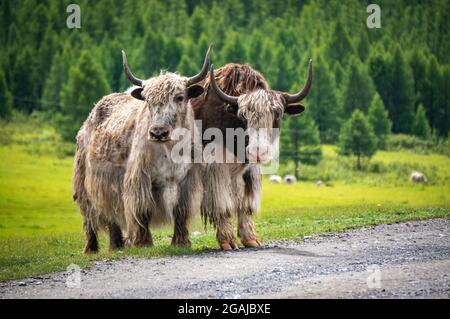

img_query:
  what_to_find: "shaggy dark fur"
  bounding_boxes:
[191,64,271,154]
[190,64,269,249]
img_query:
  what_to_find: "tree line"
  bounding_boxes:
[0,0,449,166]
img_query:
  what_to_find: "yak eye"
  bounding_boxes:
[175,95,185,103]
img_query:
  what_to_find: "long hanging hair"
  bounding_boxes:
[202,63,269,98]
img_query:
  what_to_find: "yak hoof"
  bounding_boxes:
[242,239,261,248]
[220,240,238,251]
[83,246,99,254]
[171,238,192,248]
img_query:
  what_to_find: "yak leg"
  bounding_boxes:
[216,216,238,251]
[109,223,124,250]
[123,156,154,247]
[127,215,153,247]
[83,218,99,254]
[172,209,191,247]
[238,165,262,248]
[172,165,203,247]
[171,172,192,247]
[238,212,260,248]
[201,164,238,250]
[74,146,99,254]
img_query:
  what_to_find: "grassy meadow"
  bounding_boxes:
[0,116,449,281]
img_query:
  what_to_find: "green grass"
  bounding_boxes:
[0,118,449,281]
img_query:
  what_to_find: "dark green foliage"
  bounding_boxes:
[338,110,378,169]
[386,134,450,157]
[368,94,392,149]
[1,0,449,143]
[423,55,447,136]
[0,69,13,118]
[10,47,38,113]
[342,56,376,115]
[437,66,450,137]
[409,49,427,108]
[280,112,322,179]
[41,44,75,114]
[58,51,111,141]
[357,30,371,62]
[220,31,248,66]
[304,54,341,143]
[370,45,416,134]
[389,46,415,134]
[369,44,392,121]
[326,19,355,67]
[412,104,431,139]
[139,30,167,77]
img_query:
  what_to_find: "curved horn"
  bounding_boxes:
[285,59,313,104]
[122,50,143,87]
[187,45,212,86]
[209,64,239,106]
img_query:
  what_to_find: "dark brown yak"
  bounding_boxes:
[191,61,312,250]
[73,48,210,253]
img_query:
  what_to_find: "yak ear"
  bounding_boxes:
[187,85,204,99]
[285,103,305,116]
[130,87,144,101]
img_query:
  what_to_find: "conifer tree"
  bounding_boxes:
[357,30,370,62]
[338,110,378,170]
[423,55,443,134]
[281,112,322,179]
[369,44,392,118]
[326,19,355,67]
[389,46,415,133]
[412,104,431,139]
[342,56,376,115]
[303,54,340,143]
[0,69,13,118]
[59,51,111,141]
[41,43,74,114]
[139,30,166,76]
[220,31,248,65]
[436,66,450,137]
[247,31,265,71]
[368,93,392,148]
[409,49,427,108]
[10,46,38,113]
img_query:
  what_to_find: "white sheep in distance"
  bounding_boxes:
[283,175,297,184]
[269,175,282,184]
[411,171,428,184]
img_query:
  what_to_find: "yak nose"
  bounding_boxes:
[149,125,171,141]
[246,145,271,163]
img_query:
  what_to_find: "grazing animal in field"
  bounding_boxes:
[190,61,312,250]
[411,171,428,183]
[284,175,297,184]
[72,48,211,253]
[269,175,282,184]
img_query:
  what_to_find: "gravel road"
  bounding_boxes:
[1,218,449,299]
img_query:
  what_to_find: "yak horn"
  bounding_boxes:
[122,50,143,87]
[209,64,239,106]
[285,59,313,104]
[187,45,212,86]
